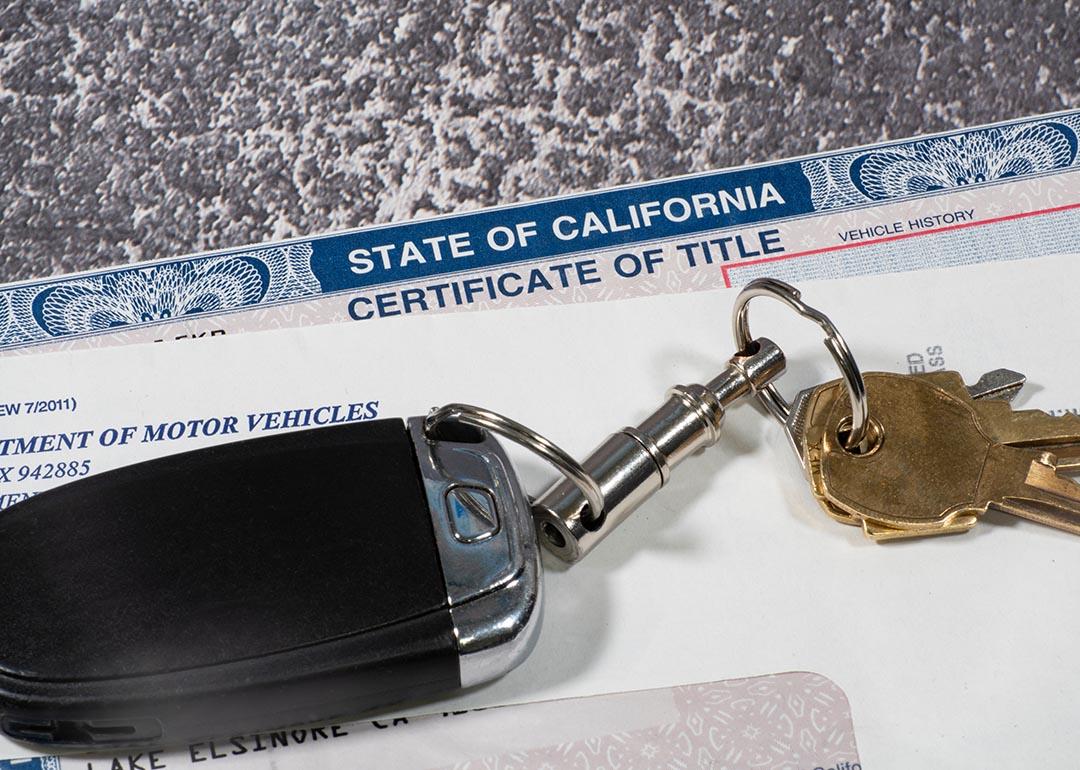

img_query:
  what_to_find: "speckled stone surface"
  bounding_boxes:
[1,1,1076,284]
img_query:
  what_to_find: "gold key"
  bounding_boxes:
[794,370,1080,541]
[731,276,1080,543]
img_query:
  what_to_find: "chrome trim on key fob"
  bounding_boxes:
[407,418,543,689]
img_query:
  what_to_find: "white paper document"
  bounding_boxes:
[1,254,1079,765]
[0,673,860,770]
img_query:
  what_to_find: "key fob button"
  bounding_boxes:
[446,486,500,543]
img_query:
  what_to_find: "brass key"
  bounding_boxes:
[791,370,1080,541]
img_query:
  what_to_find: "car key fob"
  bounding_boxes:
[0,417,540,748]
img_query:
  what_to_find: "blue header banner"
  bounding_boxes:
[2,111,1078,348]
[309,162,811,292]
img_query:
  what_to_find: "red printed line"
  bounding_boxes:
[719,201,1080,287]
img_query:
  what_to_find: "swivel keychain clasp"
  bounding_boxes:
[425,335,786,563]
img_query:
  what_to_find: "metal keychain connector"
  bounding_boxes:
[531,339,785,562]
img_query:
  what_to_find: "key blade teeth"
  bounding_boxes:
[967,368,1027,402]
[974,401,1080,447]
[949,369,1080,446]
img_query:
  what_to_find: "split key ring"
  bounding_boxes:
[732,277,871,454]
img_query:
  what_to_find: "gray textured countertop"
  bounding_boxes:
[1,1,1077,284]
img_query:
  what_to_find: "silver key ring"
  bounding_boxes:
[731,278,870,452]
[424,404,606,524]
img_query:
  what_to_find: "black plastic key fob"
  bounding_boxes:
[0,418,541,748]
